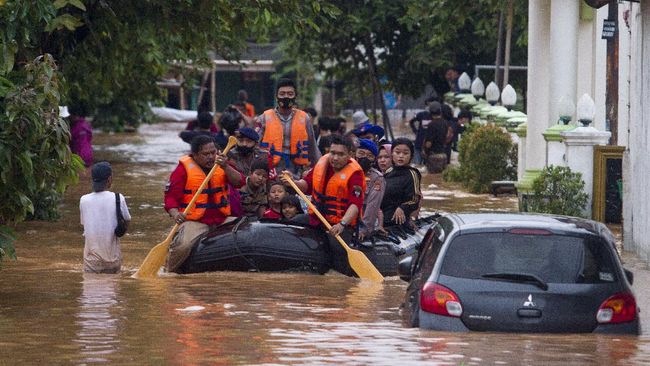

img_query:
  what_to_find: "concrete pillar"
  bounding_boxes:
[525,0,551,171]
[561,126,611,218]
[624,2,650,260]
[617,2,633,148]
[624,2,643,255]
[515,123,527,180]
[543,123,575,167]
[549,0,580,124]
[593,7,609,131]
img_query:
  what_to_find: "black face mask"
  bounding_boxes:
[357,157,374,172]
[277,97,295,109]
[238,145,254,155]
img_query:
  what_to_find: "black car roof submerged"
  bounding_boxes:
[446,212,600,237]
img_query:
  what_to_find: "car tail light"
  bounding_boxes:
[420,283,463,317]
[596,293,637,324]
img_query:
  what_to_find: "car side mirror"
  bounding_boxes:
[624,268,634,285]
[398,256,413,282]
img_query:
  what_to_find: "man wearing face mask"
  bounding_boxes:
[253,78,320,176]
[228,127,270,176]
[356,139,385,242]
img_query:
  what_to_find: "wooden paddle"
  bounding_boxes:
[132,136,238,278]
[282,172,384,282]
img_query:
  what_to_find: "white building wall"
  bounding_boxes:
[624,2,650,260]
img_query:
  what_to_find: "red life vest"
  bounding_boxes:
[310,154,366,226]
[260,109,310,167]
[179,155,230,220]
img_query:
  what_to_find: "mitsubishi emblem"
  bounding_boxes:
[523,294,535,307]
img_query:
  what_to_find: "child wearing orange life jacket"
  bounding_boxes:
[262,182,286,219]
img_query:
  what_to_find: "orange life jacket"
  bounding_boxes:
[244,102,255,118]
[310,154,366,226]
[260,109,310,167]
[179,155,230,220]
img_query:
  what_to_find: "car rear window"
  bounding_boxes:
[440,233,617,284]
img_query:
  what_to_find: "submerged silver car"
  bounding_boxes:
[399,213,640,334]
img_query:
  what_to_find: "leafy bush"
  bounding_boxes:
[0,55,84,224]
[527,165,589,217]
[443,124,515,193]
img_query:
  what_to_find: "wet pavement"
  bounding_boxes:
[2,122,650,365]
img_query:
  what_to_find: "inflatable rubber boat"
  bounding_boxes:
[178,215,437,277]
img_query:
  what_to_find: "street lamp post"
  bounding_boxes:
[557,95,575,125]
[458,72,472,94]
[577,93,595,127]
[486,82,500,106]
[501,84,517,111]
[471,77,485,99]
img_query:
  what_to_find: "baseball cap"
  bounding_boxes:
[91,162,112,191]
[358,138,379,157]
[352,111,370,128]
[352,122,385,140]
[428,101,442,115]
[236,127,260,142]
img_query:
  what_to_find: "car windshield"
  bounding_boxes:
[440,232,617,284]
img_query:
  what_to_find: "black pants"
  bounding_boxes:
[327,227,361,277]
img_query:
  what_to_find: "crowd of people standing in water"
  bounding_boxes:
[82,77,473,274]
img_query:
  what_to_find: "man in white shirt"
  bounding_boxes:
[80,162,131,273]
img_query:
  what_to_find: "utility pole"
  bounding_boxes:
[494,9,505,86]
[606,0,619,145]
[503,0,514,88]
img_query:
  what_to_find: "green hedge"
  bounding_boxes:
[526,165,588,217]
[443,124,516,193]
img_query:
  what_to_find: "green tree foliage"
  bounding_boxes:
[0,1,338,264]
[0,54,84,263]
[0,54,84,223]
[279,0,527,104]
[443,124,515,193]
[527,165,589,218]
[2,0,338,130]
[399,0,528,93]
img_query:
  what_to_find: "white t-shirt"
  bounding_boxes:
[80,191,131,270]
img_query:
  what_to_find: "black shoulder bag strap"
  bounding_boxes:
[115,192,127,237]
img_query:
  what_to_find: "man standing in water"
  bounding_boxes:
[253,78,320,176]
[164,135,244,272]
[285,135,365,276]
[80,162,131,273]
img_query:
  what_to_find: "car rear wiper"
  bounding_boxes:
[481,272,549,291]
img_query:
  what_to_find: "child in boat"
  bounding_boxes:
[262,182,286,219]
[280,194,304,221]
[239,159,269,218]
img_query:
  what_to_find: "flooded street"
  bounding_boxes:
[2,122,650,365]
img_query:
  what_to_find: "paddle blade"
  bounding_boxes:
[132,238,172,278]
[346,247,384,282]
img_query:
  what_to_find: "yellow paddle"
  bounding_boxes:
[132,136,238,278]
[282,172,384,282]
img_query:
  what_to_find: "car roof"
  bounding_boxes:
[445,212,611,238]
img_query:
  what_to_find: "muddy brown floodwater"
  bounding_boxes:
[2,122,650,365]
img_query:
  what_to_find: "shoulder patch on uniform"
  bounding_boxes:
[164,182,170,192]
[353,185,362,197]
[373,181,382,191]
